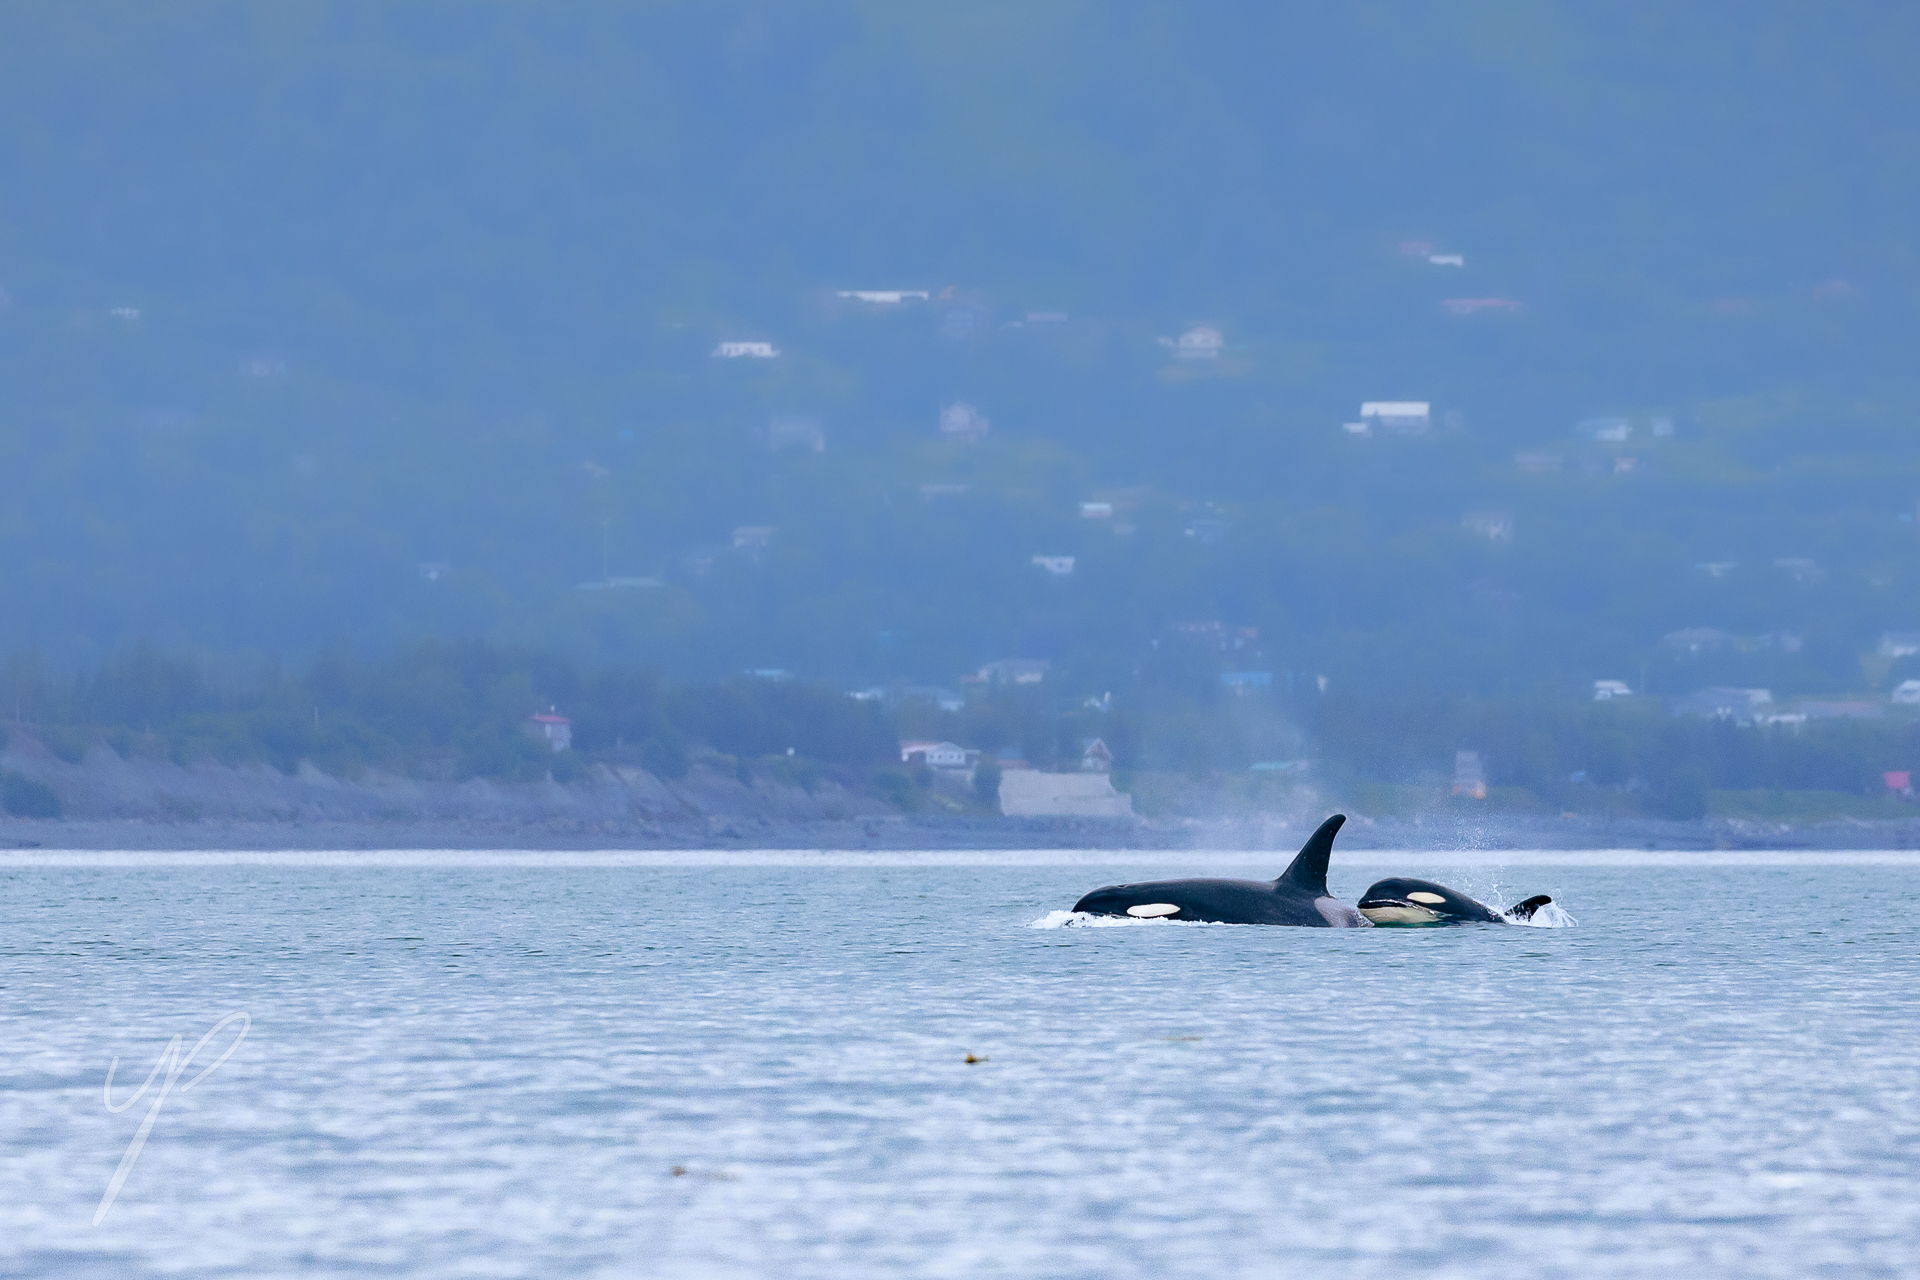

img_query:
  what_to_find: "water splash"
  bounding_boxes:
[1028,910,1228,929]
[1505,902,1578,928]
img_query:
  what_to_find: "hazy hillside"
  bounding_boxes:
[3,0,1919,711]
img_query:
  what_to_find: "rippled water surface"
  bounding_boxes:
[3,851,1918,1278]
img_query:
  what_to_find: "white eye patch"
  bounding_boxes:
[1126,903,1181,918]
[1407,891,1448,905]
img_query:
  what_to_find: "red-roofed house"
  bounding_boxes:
[527,710,572,752]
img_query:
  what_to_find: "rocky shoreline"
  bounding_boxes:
[6,734,1920,852]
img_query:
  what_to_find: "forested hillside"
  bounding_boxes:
[4,1,1920,795]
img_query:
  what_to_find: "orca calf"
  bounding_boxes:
[1357,877,1552,926]
[1071,814,1368,926]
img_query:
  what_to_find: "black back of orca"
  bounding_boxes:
[1357,877,1552,925]
[1070,814,1367,926]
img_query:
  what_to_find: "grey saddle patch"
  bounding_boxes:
[1315,897,1370,928]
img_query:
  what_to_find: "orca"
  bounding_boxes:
[1071,814,1369,926]
[1357,877,1551,926]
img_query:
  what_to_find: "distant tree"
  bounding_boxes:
[1585,731,1634,787]
[1658,765,1712,820]
[1,771,61,818]
[873,771,914,811]
[640,736,689,779]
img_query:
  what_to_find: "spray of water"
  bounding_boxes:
[1505,901,1578,928]
[1028,910,1233,929]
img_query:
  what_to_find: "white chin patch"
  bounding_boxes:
[1360,904,1444,925]
[1126,902,1181,918]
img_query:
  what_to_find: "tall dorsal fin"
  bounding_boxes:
[1276,814,1345,895]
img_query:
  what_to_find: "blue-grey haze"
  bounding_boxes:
[2,2,1918,702]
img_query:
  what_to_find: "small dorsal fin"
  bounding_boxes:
[1506,894,1552,921]
[1277,814,1345,895]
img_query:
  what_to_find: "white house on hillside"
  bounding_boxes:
[900,740,969,768]
[939,401,990,442]
[732,525,775,551]
[1461,510,1515,542]
[1175,326,1223,359]
[1879,632,1920,659]
[1360,402,1430,434]
[837,290,929,304]
[1576,416,1632,442]
[973,659,1050,685]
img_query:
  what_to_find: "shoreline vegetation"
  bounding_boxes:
[7,812,1920,854]
[4,642,1920,850]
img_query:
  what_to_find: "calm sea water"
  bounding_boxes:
[2,849,1918,1278]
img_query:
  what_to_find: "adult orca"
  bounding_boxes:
[1071,814,1369,926]
[1356,877,1552,926]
